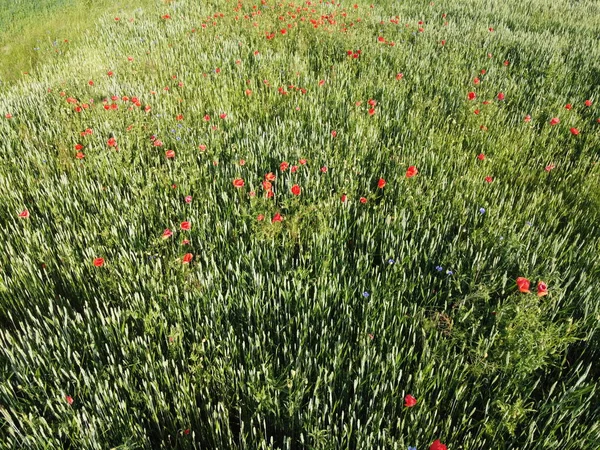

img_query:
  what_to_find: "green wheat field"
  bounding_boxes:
[1,0,599,448]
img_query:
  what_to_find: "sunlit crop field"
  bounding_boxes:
[1,0,599,448]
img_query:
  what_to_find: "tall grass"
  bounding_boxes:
[0,0,599,448]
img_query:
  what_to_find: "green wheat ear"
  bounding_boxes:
[0,0,599,448]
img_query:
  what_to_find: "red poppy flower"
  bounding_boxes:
[262,181,272,191]
[198,144,207,151]
[584,99,592,107]
[5,113,12,119]
[396,73,404,80]
[291,165,298,173]
[75,144,84,150]
[93,258,105,267]
[257,214,265,221]
[280,161,290,171]
[18,209,29,218]
[368,99,377,107]
[406,166,418,178]
[331,130,337,137]
[107,137,117,147]
[549,117,560,126]
[565,104,572,110]
[497,92,505,101]
[570,128,579,135]
[320,166,328,173]
[76,152,85,160]
[181,239,190,245]
[233,178,245,188]
[176,114,183,121]
[477,153,485,161]
[516,277,531,293]
[368,108,376,116]
[473,77,480,85]
[430,440,447,450]
[537,281,548,297]
[88,80,94,86]
[341,194,347,203]
[265,172,276,181]
[404,394,417,407]
[165,150,175,158]
[162,229,173,239]
[182,253,193,264]
[360,197,367,204]
[468,92,476,100]
[203,114,210,122]
[185,195,192,204]
[377,36,386,43]
[524,115,531,122]
[291,184,301,196]
[272,212,283,223]
[180,221,191,231]
[545,164,555,172]
[474,109,480,115]
[65,395,74,405]
[107,71,114,76]
[378,178,386,189]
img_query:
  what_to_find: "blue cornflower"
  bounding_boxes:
[435,265,443,272]
[479,207,486,214]
[526,221,532,226]
[408,447,417,450]
[363,291,370,298]
[388,258,395,264]
[446,269,454,275]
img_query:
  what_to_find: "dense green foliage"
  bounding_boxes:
[1,0,599,448]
